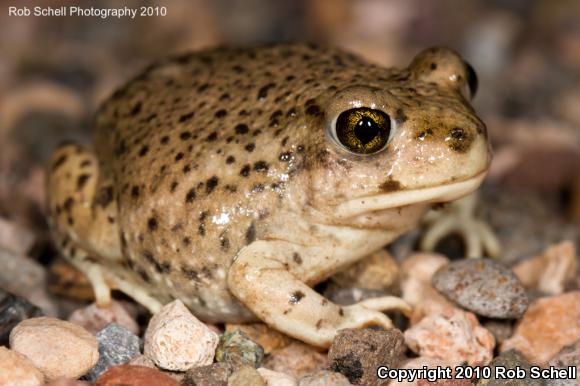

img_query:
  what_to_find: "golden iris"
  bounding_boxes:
[335,108,391,154]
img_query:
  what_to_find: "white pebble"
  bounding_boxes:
[258,368,298,386]
[144,299,218,371]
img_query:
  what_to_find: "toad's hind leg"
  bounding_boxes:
[46,143,128,308]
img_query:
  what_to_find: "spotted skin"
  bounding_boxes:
[47,44,490,346]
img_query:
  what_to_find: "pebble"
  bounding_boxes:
[0,246,46,298]
[0,217,35,255]
[9,316,99,381]
[144,299,219,371]
[513,240,578,295]
[86,323,141,381]
[327,328,406,386]
[547,340,580,386]
[482,319,514,346]
[501,291,580,365]
[128,354,156,368]
[257,367,298,386]
[68,300,139,335]
[330,249,400,292]
[228,365,267,386]
[95,365,179,386]
[404,308,495,366]
[216,329,265,368]
[264,341,328,380]
[0,346,45,386]
[183,362,234,386]
[299,370,353,386]
[432,259,529,318]
[477,349,543,386]
[225,322,291,354]
[0,290,43,345]
[400,253,455,324]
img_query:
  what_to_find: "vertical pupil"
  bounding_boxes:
[354,116,379,145]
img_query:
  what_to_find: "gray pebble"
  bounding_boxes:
[216,330,264,368]
[0,290,43,345]
[547,340,580,386]
[85,323,141,380]
[432,259,529,318]
[183,362,234,386]
[477,349,543,385]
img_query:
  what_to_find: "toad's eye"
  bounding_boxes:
[333,108,393,154]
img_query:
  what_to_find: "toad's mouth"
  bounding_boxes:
[334,171,487,218]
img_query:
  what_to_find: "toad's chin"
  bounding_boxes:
[333,171,487,219]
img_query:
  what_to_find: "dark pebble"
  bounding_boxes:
[0,290,43,345]
[86,323,141,381]
[432,259,529,318]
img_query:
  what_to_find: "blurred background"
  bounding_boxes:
[0,0,579,268]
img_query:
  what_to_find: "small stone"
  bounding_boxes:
[86,323,141,381]
[257,367,298,386]
[264,341,328,380]
[95,365,179,386]
[547,340,580,386]
[432,259,529,318]
[228,365,267,386]
[183,362,234,386]
[0,346,45,386]
[68,300,139,335]
[404,308,495,366]
[10,317,99,381]
[328,328,406,386]
[502,291,580,365]
[144,299,219,371]
[400,253,456,324]
[216,329,264,368]
[0,217,35,255]
[299,370,352,386]
[477,349,543,386]
[225,322,291,354]
[482,319,514,346]
[0,246,46,298]
[330,249,400,292]
[0,290,43,345]
[513,240,578,295]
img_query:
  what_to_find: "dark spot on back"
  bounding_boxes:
[76,174,90,190]
[245,143,255,152]
[130,101,142,116]
[179,112,194,123]
[179,131,192,140]
[215,109,227,118]
[254,161,268,172]
[257,83,276,100]
[240,164,251,177]
[245,222,256,244]
[185,188,196,203]
[226,155,236,164]
[147,217,158,231]
[96,186,114,207]
[131,186,140,198]
[52,154,68,171]
[379,178,402,192]
[206,176,219,194]
[206,131,218,142]
[235,124,249,135]
[139,146,149,157]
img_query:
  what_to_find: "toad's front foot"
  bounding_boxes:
[228,240,411,348]
[420,192,501,258]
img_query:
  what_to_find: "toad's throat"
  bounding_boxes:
[334,171,487,218]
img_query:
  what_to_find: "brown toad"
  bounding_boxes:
[46,44,490,347]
